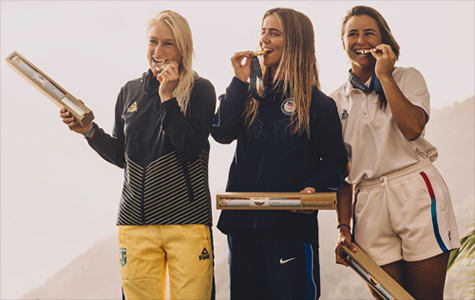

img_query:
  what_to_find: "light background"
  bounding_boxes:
[1,1,474,298]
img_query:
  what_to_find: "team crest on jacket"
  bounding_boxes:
[281,98,295,115]
[127,101,138,113]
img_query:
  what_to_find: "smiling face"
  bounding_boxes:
[343,15,382,72]
[259,14,284,76]
[147,21,182,76]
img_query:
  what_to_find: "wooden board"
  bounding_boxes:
[5,50,94,127]
[341,244,414,300]
[217,192,336,210]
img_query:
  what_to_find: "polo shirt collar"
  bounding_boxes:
[344,70,383,97]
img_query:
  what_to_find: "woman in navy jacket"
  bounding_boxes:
[212,7,347,300]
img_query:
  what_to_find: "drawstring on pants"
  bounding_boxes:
[380,176,388,188]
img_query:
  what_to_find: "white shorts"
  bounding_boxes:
[353,159,460,266]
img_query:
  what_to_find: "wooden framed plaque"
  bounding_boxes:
[5,50,94,127]
[341,244,414,300]
[216,192,336,210]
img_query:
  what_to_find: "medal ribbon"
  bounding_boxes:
[348,72,383,95]
[249,56,267,101]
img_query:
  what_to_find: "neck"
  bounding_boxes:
[350,65,374,84]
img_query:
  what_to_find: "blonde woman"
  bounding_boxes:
[212,7,347,300]
[60,10,216,299]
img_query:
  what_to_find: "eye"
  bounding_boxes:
[149,39,157,44]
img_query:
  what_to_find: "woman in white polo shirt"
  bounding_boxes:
[331,5,460,299]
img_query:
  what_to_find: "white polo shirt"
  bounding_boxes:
[330,66,437,185]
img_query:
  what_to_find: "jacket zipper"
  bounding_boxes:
[141,168,146,224]
[181,160,194,202]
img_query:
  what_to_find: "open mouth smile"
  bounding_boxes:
[153,58,169,72]
[355,49,373,55]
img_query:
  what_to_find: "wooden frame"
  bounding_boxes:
[5,51,94,127]
[341,244,415,300]
[216,192,336,210]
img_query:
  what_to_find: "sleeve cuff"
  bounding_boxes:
[161,98,180,110]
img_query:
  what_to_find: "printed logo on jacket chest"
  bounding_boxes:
[281,98,295,116]
[127,101,138,113]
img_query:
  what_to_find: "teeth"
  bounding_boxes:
[356,49,372,55]
[154,59,169,73]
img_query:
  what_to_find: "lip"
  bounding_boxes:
[153,57,167,63]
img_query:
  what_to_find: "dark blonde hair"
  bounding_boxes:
[244,7,319,136]
[341,6,400,110]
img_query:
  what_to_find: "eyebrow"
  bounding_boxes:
[262,27,283,35]
[348,28,377,33]
[149,36,175,42]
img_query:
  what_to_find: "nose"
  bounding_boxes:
[260,32,270,45]
[357,34,366,45]
[153,43,164,55]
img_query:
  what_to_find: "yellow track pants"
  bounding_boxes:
[118,224,214,300]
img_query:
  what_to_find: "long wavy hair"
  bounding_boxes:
[147,10,196,114]
[341,6,400,111]
[244,7,320,137]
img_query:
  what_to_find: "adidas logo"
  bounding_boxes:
[127,101,138,113]
[199,247,211,260]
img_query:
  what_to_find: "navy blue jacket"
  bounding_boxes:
[212,77,347,243]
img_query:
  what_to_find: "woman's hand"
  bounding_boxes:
[158,61,180,102]
[371,44,427,141]
[334,226,357,267]
[290,187,316,215]
[371,44,397,81]
[60,99,94,137]
[334,176,356,266]
[231,51,254,83]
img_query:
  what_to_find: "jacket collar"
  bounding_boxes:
[142,69,160,94]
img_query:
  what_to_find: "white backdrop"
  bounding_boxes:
[1,1,474,298]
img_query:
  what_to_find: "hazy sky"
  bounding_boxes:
[1,1,474,298]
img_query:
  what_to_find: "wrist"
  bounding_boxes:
[82,123,95,138]
[337,224,351,231]
[376,71,394,83]
[160,94,174,102]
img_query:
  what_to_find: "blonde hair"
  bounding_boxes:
[244,7,320,136]
[147,10,196,114]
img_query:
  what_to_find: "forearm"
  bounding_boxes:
[336,180,353,227]
[211,77,249,144]
[380,75,427,141]
[87,123,125,168]
[162,82,216,161]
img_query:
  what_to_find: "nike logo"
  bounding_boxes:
[279,257,297,264]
